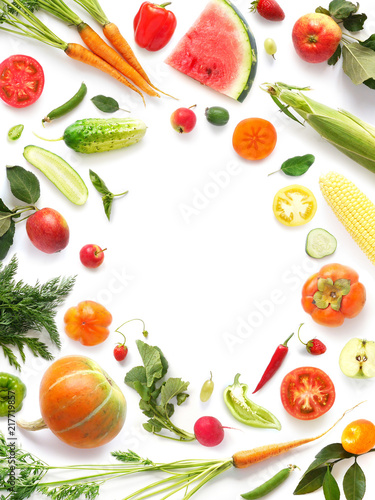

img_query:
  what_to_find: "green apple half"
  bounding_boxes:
[339,338,375,379]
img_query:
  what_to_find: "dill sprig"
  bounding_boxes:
[0,255,76,370]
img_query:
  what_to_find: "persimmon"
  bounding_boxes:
[232,118,277,160]
[64,300,112,346]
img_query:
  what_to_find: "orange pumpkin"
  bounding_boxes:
[18,356,126,448]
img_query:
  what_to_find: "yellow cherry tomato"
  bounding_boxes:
[273,185,317,226]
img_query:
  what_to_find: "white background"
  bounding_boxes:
[1,0,375,499]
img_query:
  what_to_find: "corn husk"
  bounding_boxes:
[264,83,375,173]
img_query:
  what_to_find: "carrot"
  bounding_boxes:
[64,43,145,106]
[77,22,159,98]
[232,402,364,469]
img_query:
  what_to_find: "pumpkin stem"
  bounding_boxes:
[17,417,48,431]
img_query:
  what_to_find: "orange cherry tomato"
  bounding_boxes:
[301,263,366,327]
[64,300,112,346]
[232,118,277,160]
[341,419,375,455]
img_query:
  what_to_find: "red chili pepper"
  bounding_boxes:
[252,332,294,394]
[133,2,177,52]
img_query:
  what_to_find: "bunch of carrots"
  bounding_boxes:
[0,0,167,105]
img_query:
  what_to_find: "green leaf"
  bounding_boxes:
[315,6,331,15]
[343,13,367,31]
[316,443,354,461]
[89,169,111,195]
[329,0,358,19]
[91,95,120,113]
[160,378,190,408]
[124,366,147,390]
[0,213,11,238]
[270,94,305,125]
[6,165,40,204]
[323,468,340,500]
[359,34,375,51]
[136,340,165,388]
[328,44,342,65]
[103,193,114,221]
[343,462,366,500]
[363,78,375,89]
[279,154,315,176]
[294,466,328,495]
[342,43,375,85]
[177,393,189,405]
[7,124,24,141]
[0,219,15,260]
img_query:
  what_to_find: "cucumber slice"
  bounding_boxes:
[306,228,337,258]
[23,145,88,206]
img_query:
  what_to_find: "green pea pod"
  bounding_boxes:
[42,82,87,123]
[0,372,27,417]
[223,373,281,430]
[241,465,297,499]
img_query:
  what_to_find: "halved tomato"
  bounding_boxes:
[273,185,317,226]
[0,55,45,108]
[280,366,335,420]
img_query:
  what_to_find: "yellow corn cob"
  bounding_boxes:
[319,172,375,264]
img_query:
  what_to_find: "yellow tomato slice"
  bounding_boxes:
[273,185,317,226]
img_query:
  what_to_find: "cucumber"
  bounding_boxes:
[63,118,147,154]
[23,145,88,206]
[306,228,337,258]
[205,106,230,126]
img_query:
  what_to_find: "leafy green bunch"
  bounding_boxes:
[125,340,195,441]
[294,442,375,500]
[316,0,375,89]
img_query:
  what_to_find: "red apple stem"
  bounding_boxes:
[95,247,107,257]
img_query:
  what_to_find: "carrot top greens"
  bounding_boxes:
[72,0,109,26]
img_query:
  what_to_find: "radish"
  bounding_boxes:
[194,416,225,447]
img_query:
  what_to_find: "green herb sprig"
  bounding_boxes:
[0,255,75,370]
[89,169,128,220]
[294,442,375,499]
[125,340,195,441]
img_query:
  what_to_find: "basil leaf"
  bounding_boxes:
[6,165,40,204]
[281,154,315,176]
[315,6,331,15]
[89,169,111,195]
[328,44,342,65]
[342,43,375,85]
[294,466,328,495]
[91,95,120,113]
[343,13,367,32]
[8,124,24,141]
[0,219,15,260]
[343,462,366,500]
[323,468,340,500]
[329,0,358,19]
[103,193,114,221]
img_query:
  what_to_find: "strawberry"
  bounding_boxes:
[250,0,285,21]
[114,344,128,361]
[306,339,327,355]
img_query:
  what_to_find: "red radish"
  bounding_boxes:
[194,416,225,447]
[170,106,197,133]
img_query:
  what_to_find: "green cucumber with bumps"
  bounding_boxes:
[63,118,147,154]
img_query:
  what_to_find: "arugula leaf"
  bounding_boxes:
[323,468,340,500]
[343,13,367,31]
[328,43,342,65]
[294,466,328,495]
[6,165,40,204]
[343,462,366,500]
[342,43,375,85]
[329,0,358,19]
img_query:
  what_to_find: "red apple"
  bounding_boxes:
[292,13,342,63]
[26,207,69,254]
[80,244,106,268]
[170,107,197,133]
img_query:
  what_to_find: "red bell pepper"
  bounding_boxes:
[133,2,177,52]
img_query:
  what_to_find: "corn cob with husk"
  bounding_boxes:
[263,83,375,173]
[320,171,375,264]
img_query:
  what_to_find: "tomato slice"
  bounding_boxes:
[273,184,317,226]
[0,55,45,108]
[280,367,335,420]
[232,118,277,160]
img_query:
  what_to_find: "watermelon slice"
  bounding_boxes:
[165,0,257,102]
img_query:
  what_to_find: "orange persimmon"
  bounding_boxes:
[232,118,277,160]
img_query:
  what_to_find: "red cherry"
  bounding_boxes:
[80,244,106,268]
[114,344,128,361]
[170,107,197,133]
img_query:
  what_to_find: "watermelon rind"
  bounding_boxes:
[166,0,257,102]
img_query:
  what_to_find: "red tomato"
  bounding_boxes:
[280,367,335,420]
[0,54,45,108]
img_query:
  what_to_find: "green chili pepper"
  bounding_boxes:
[0,372,27,417]
[241,465,298,499]
[223,373,281,430]
[42,82,87,124]
[8,124,24,141]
